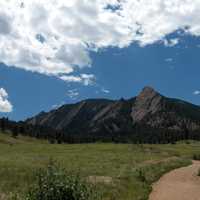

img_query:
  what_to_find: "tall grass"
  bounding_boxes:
[0,133,199,200]
[18,161,101,200]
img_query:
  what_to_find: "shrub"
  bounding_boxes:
[193,154,200,161]
[136,168,147,183]
[25,161,101,200]
[198,168,200,176]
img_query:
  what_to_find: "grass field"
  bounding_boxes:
[0,133,199,200]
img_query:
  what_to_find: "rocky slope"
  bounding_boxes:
[26,87,200,135]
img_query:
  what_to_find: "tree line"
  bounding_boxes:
[0,117,200,144]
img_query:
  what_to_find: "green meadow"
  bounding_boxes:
[0,133,199,200]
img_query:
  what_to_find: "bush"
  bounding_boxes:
[136,168,147,183]
[193,154,200,160]
[25,161,101,200]
[198,168,200,176]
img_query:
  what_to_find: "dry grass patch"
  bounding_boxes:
[87,176,113,185]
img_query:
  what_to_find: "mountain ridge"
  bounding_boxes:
[26,86,200,143]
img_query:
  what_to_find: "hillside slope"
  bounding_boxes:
[26,87,200,141]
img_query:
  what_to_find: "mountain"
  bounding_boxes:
[131,87,200,130]
[26,87,200,143]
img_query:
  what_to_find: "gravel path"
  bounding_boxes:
[149,161,200,200]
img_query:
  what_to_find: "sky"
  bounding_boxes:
[0,0,200,121]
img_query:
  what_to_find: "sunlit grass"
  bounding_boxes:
[0,133,198,200]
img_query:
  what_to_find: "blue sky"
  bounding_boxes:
[1,0,200,121]
[1,32,200,121]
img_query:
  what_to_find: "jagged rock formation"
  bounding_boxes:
[131,86,163,122]
[26,86,200,137]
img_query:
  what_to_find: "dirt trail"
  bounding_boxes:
[149,161,200,200]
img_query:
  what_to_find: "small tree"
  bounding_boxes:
[12,125,19,138]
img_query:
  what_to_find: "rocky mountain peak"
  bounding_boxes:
[131,86,163,122]
[138,86,159,99]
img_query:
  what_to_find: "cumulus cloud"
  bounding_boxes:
[0,88,13,112]
[0,0,200,83]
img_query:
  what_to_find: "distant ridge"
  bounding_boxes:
[26,86,200,143]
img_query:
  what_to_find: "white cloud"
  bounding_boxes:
[80,74,96,86]
[67,89,79,99]
[60,74,95,86]
[165,58,173,62]
[163,38,179,47]
[193,90,200,95]
[52,104,59,109]
[0,88,13,112]
[0,0,200,83]
[52,101,65,109]
[60,75,82,83]
[101,88,110,94]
